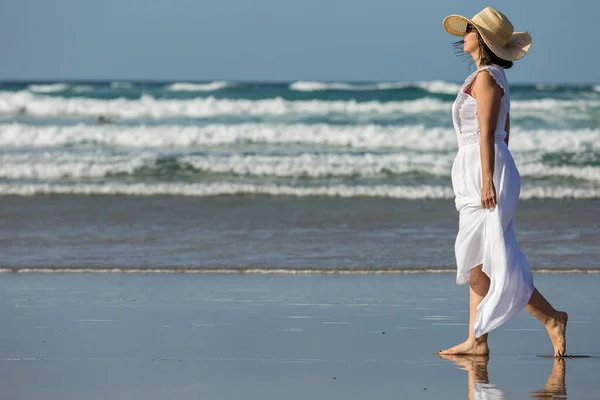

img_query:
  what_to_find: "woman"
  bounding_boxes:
[439,7,568,357]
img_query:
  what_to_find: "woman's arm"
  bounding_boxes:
[504,112,510,146]
[472,71,503,209]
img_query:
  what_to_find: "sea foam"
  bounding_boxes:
[0,123,598,154]
[0,92,450,119]
[166,81,235,92]
[0,182,597,199]
[1,149,598,183]
[289,80,461,94]
[27,83,69,93]
[0,123,455,150]
[0,150,454,180]
[1,91,596,121]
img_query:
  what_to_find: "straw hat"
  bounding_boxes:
[442,7,532,61]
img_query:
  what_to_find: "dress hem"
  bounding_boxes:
[456,259,485,285]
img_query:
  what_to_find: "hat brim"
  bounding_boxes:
[442,14,532,61]
[442,14,471,37]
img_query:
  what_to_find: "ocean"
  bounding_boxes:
[0,79,598,269]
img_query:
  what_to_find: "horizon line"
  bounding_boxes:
[0,78,598,86]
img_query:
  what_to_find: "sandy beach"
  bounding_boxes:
[1,272,598,399]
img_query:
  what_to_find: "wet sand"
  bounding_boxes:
[1,196,598,269]
[1,273,599,399]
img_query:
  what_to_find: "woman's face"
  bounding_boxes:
[463,23,479,55]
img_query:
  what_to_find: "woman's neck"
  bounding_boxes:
[472,54,482,69]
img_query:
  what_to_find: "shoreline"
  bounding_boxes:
[1,266,599,274]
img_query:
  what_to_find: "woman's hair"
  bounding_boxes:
[476,35,513,69]
[453,30,513,69]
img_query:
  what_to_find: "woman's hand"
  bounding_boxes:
[481,180,497,209]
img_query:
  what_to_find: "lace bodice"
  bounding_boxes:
[452,64,510,148]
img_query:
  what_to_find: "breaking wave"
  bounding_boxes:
[27,83,69,93]
[0,91,450,119]
[1,123,598,154]
[0,182,598,199]
[166,81,235,92]
[289,80,461,94]
[2,92,597,121]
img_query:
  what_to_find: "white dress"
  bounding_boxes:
[451,64,534,338]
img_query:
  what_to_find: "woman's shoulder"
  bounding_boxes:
[477,64,509,93]
[462,64,510,93]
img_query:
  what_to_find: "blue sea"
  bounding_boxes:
[0,79,598,269]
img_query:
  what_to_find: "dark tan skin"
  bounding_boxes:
[439,24,568,357]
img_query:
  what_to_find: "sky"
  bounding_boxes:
[0,0,596,83]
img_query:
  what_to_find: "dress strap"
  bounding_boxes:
[461,65,510,97]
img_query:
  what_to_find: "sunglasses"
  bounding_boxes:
[465,23,477,34]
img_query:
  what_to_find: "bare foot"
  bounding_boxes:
[439,338,489,355]
[530,358,566,398]
[546,311,568,357]
[438,353,490,380]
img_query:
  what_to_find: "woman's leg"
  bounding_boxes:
[526,289,568,357]
[439,264,567,356]
[440,265,490,355]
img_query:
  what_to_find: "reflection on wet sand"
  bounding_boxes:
[438,354,505,400]
[530,358,567,399]
[439,355,568,400]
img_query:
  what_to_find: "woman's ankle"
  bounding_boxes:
[468,334,488,345]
